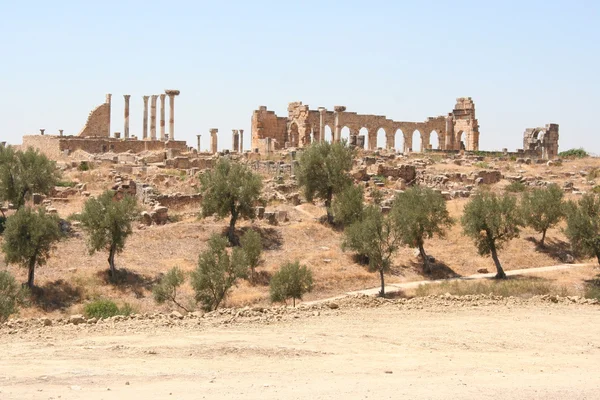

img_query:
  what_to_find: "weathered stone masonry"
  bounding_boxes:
[251,98,480,153]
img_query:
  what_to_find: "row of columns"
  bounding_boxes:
[123,90,179,141]
[195,129,245,154]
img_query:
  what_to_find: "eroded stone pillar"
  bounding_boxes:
[150,95,158,140]
[210,128,218,154]
[334,106,346,143]
[59,130,64,137]
[123,95,131,139]
[197,134,201,152]
[319,108,326,143]
[239,129,244,152]
[142,96,149,140]
[40,129,45,135]
[165,90,180,140]
[232,129,239,152]
[159,94,166,140]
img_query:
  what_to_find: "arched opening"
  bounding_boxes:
[341,126,351,145]
[457,131,465,150]
[377,128,387,149]
[359,127,369,149]
[430,130,439,150]
[394,129,404,152]
[412,130,422,153]
[324,125,333,143]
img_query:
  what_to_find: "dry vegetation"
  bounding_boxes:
[2,153,600,319]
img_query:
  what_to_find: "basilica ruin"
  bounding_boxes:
[251,98,481,153]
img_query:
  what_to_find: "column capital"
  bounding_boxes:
[123,94,131,100]
[165,89,180,97]
[334,106,346,113]
[318,107,327,113]
[143,95,149,102]
[159,93,166,100]
[209,128,218,135]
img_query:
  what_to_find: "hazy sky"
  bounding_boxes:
[1,1,599,153]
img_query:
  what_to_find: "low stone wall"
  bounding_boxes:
[21,135,187,159]
[155,193,202,210]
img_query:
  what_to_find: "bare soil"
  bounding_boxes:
[1,298,599,399]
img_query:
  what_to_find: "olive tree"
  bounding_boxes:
[79,191,138,277]
[521,184,564,247]
[240,229,262,282]
[391,186,453,273]
[190,234,247,311]
[0,146,59,210]
[564,193,600,264]
[269,261,313,307]
[2,207,62,288]
[199,158,262,244]
[343,206,402,296]
[0,271,28,322]
[153,267,189,312]
[332,184,365,227]
[461,191,522,279]
[296,141,354,223]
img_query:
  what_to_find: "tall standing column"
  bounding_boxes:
[197,134,201,152]
[239,129,244,153]
[232,129,239,152]
[165,90,180,140]
[318,108,326,143]
[150,95,158,140]
[142,96,149,140]
[334,106,346,143]
[210,128,218,154]
[159,94,166,141]
[123,95,131,139]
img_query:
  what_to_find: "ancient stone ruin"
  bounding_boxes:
[523,124,559,160]
[251,98,480,153]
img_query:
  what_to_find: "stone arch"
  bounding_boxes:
[324,125,333,143]
[430,130,440,150]
[412,130,423,153]
[376,128,387,149]
[456,131,466,150]
[289,122,299,147]
[394,129,405,152]
[341,126,351,145]
[359,127,369,149]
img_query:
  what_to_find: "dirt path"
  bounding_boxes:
[1,301,599,399]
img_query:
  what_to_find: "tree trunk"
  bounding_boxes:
[540,229,547,247]
[379,269,385,297]
[293,297,296,307]
[228,210,238,245]
[596,251,600,266]
[108,246,116,278]
[27,258,36,289]
[490,243,506,279]
[418,243,431,274]
[325,187,334,224]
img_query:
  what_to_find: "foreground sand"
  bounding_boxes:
[1,298,599,400]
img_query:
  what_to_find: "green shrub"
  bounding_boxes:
[270,261,313,307]
[505,181,527,193]
[474,161,490,169]
[558,148,588,158]
[0,271,28,322]
[153,267,189,312]
[119,302,136,316]
[55,180,76,188]
[332,184,365,226]
[84,299,121,319]
[240,230,263,282]
[0,215,6,234]
[592,186,600,194]
[77,162,91,171]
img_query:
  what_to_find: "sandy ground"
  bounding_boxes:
[1,302,599,400]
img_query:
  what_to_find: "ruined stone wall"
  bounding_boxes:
[252,98,482,154]
[251,107,288,150]
[523,123,559,160]
[21,135,63,159]
[78,95,111,138]
[22,135,187,159]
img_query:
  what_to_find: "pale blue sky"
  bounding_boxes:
[1,1,599,152]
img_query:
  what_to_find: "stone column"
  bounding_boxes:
[142,96,149,140]
[165,90,180,140]
[445,113,454,151]
[150,95,158,140]
[210,128,218,154]
[239,129,244,153]
[123,95,131,139]
[40,129,45,135]
[334,106,346,143]
[319,108,326,143]
[232,129,239,152]
[59,130,64,137]
[197,134,201,152]
[159,94,166,140]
